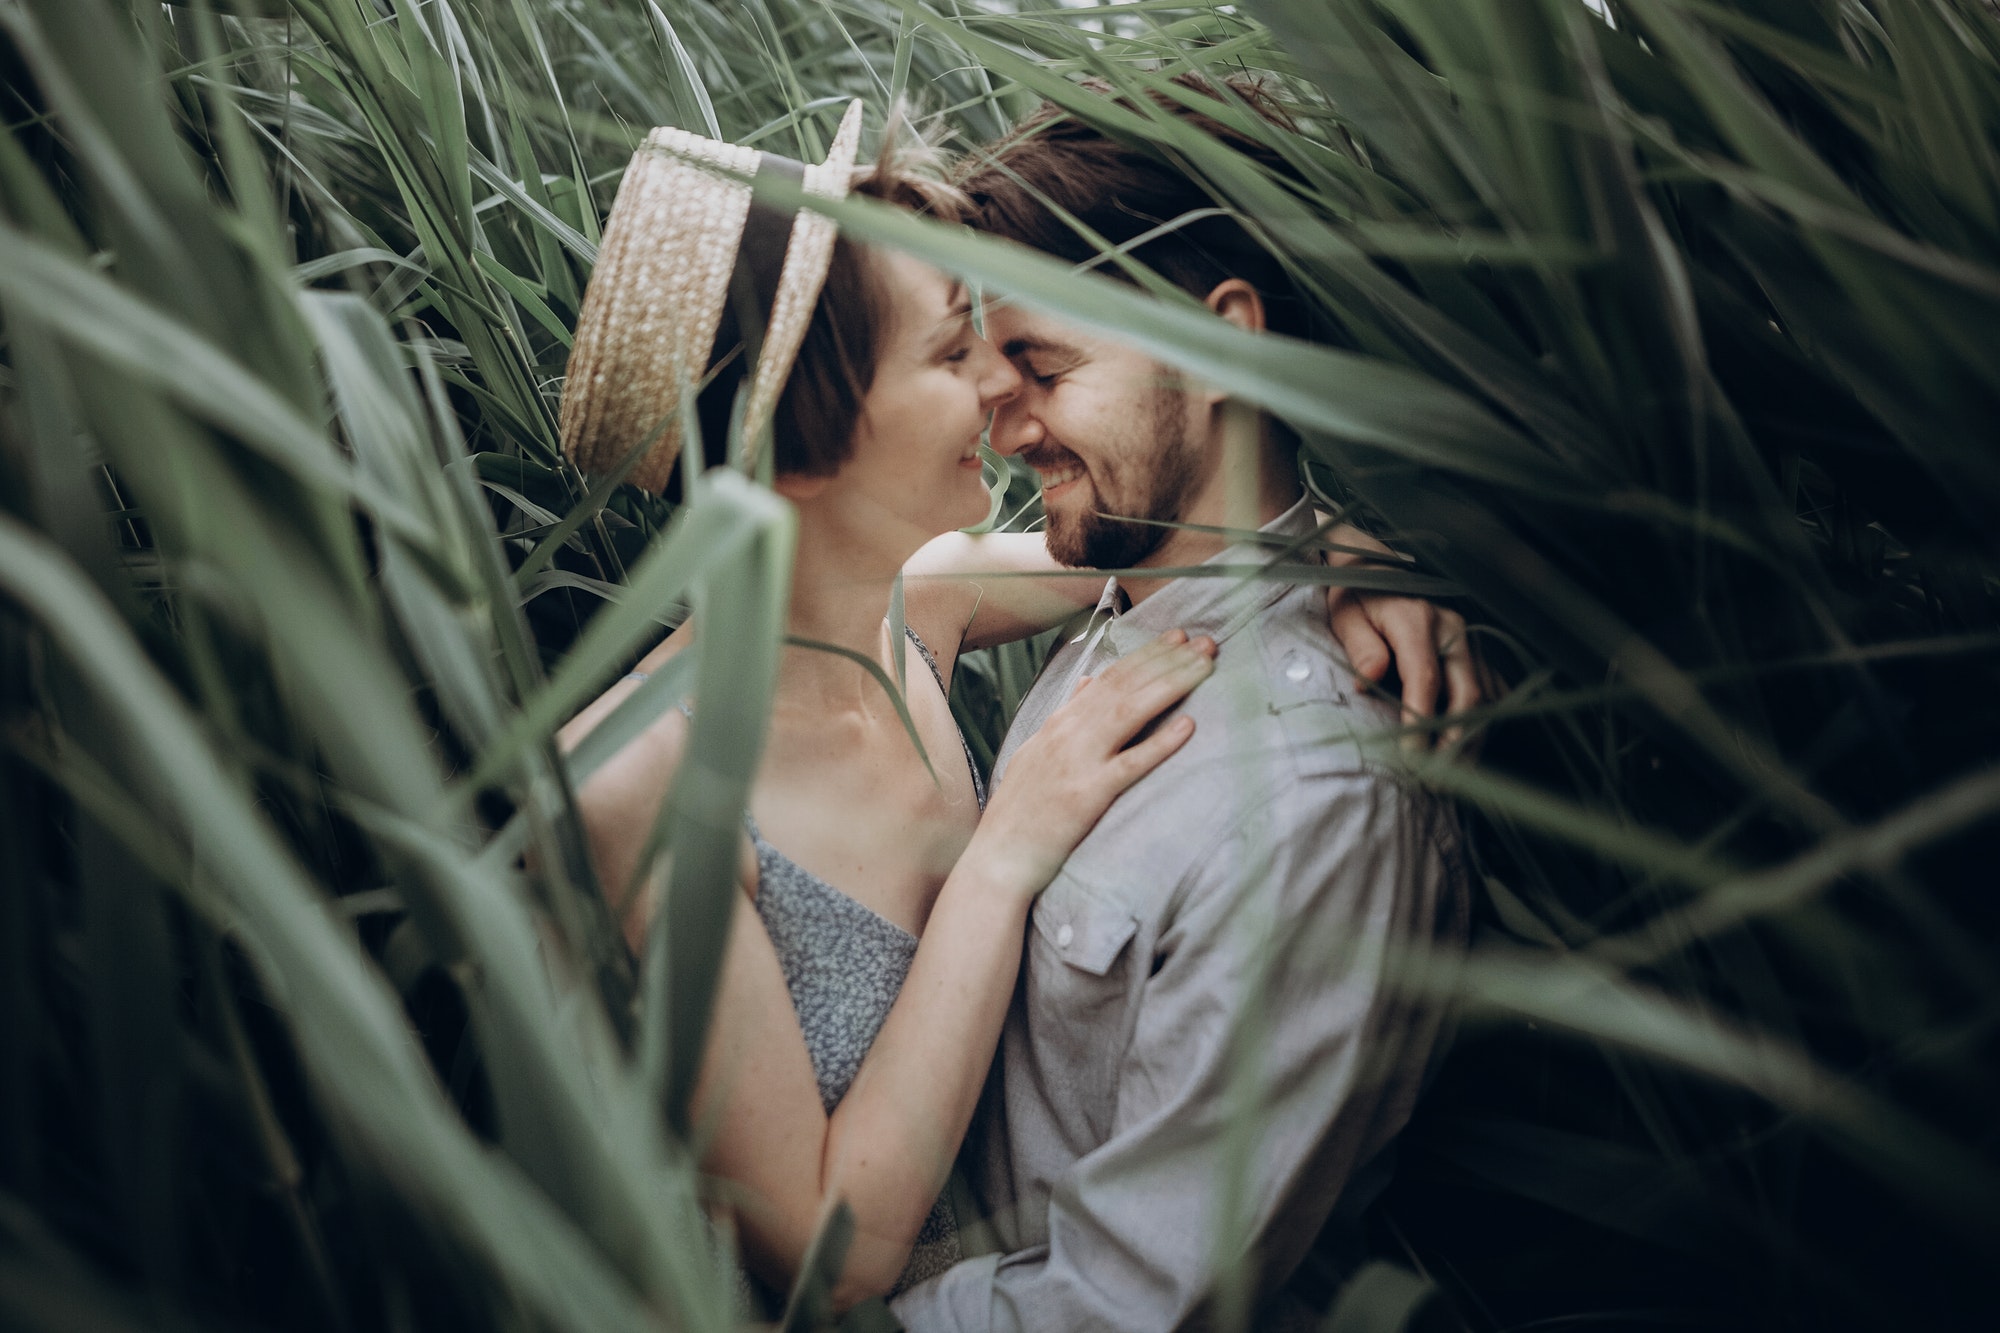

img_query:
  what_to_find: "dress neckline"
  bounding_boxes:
[681,622,982,946]
[745,812,919,944]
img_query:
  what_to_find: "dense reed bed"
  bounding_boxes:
[0,2,1994,1329]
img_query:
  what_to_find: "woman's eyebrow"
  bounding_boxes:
[925,304,974,353]
[939,281,971,323]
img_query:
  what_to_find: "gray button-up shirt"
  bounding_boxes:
[892,498,1468,1331]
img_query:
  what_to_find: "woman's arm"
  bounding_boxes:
[694,835,1043,1303]
[905,527,1488,744]
[902,529,1101,655]
[690,631,1218,1308]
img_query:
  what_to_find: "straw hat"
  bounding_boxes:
[559,101,865,492]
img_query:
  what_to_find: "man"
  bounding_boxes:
[889,78,1471,1330]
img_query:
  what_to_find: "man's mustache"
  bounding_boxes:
[1021,443,1087,474]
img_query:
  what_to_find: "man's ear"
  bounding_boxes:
[1194,279,1268,408]
[1205,278,1266,335]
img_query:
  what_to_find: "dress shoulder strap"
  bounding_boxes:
[903,623,951,697]
[903,625,987,812]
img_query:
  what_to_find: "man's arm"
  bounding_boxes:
[891,766,1465,1331]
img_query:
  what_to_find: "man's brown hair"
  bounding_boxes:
[955,74,1320,342]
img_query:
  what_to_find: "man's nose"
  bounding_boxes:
[987,394,1042,458]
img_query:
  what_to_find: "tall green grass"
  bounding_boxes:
[0,1,1995,1330]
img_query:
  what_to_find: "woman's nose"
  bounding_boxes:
[977,339,1023,410]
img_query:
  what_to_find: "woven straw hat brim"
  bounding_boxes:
[738,102,864,470]
[559,101,864,494]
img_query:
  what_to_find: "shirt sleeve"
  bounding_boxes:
[891,767,1465,1332]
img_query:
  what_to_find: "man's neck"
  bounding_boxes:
[1120,474,1303,607]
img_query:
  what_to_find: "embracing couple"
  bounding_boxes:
[559,77,1475,1331]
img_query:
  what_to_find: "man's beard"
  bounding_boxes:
[1044,388,1201,570]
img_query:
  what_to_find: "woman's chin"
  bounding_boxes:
[949,472,995,530]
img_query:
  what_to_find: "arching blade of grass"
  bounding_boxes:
[6,0,1998,1327]
[453,471,781,802]
[1455,948,2000,1249]
[639,476,796,1131]
[0,225,431,545]
[754,170,1584,498]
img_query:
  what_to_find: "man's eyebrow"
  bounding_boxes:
[1002,334,1082,360]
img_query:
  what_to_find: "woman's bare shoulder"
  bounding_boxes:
[557,619,697,758]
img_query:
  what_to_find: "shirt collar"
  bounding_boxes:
[1090,496,1319,658]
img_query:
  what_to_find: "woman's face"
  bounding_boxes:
[824,249,1021,540]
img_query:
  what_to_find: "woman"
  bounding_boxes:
[558,106,1472,1308]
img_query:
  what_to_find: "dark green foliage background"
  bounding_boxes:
[0,2,1995,1330]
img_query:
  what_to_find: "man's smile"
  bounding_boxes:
[1037,462,1086,494]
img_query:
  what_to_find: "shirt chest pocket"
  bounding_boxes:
[1031,872,1139,977]
[1027,873,1140,1140]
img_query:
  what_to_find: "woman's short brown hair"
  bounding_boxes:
[678,150,966,496]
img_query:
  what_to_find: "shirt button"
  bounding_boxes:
[1284,653,1312,683]
[1056,924,1075,949]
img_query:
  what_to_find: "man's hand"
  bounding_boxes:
[1322,523,1486,750]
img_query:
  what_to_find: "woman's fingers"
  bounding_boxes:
[1328,588,1393,682]
[1439,612,1485,750]
[1088,635,1214,749]
[1342,593,1460,750]
[977,630,1213,891]
[1324,521,1397,566]
[1122,644,1214,727]
[1089,628,1188,681]
[1078,630,1202,703]
[1387,606,1442,749]
[1111,713,1197,785]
